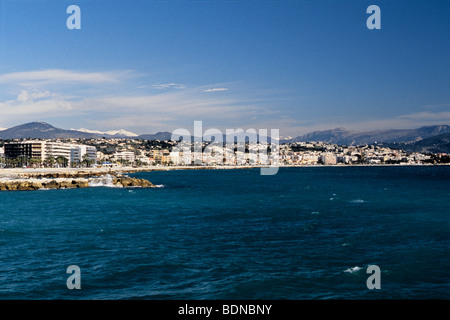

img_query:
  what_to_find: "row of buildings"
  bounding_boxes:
[1,141,97,167]
[279,142,432,165]
[0,138,440,167]
[127,141,434,166]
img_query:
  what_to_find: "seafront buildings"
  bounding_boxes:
[2,140,96,167]
[0,137,447,168]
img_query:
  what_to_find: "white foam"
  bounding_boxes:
[154,184,165,188]
[350,199,365,203]
[344,266,362,273]
[88,174,118,188]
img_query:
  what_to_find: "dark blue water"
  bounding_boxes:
[0,166,449,299]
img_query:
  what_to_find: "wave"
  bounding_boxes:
[154,184,165,188]
[88,174,118,188]
[349,199,365,203]
[344,266,362,273]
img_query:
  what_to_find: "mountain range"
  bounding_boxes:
[380,133,450,154]
[0,122,449,153]
[0,122,172,141]
[284,125,450,145]
[73,128,139,138]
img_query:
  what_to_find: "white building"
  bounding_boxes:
[4,140,97,167]
[77,145,97,162]
[114,151,135,163]
[44,142,73,163]
[43,142,97,165]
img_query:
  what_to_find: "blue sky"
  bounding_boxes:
[0,0,449,136]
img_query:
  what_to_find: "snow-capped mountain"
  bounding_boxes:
[73,128,139,137]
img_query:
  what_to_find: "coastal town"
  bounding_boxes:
[0,137,448,169]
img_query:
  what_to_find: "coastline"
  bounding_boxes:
[0,162,448,191]
[0,167,157,191]
[1,162,448,179]
[0,165,256,179]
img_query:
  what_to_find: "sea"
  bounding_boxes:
[0,166,448,300]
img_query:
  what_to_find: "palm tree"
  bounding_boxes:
[18,155,28,167]
[55,156,68,168]
[29,157,42,168]
[82,154,96,167]
[46,156,55,168]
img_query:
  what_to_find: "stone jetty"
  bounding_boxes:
[0,168,155,191]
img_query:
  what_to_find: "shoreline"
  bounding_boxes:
[0,164,447,191]
[1,163,448,179]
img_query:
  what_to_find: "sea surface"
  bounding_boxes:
[0,166,449,299]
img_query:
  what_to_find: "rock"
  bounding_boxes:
[0,171,155,191]
[118,177,134,187]
[6,181,19,191]
[138,178,155,188]
[18,182,33,191]
[43,180,59,189]
[111,176,154,188]
[59,180,74,189]
[76,180,90,188]
[33,181,44,189]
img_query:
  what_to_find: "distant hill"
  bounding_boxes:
[0,122,98,139]
[381,133,450,154]
[136,132,173,141]
[138,131,274,142]
[0,122,171,140]
[289,128,356,144]
[74,128,139,138]
[413,132,450,153]
[1,122,450,153]
[288,125,450,146]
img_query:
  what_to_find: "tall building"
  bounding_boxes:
[4,141,97,167]
[44,142,73,162]
[4,141,43,159]
[320,153,337,165]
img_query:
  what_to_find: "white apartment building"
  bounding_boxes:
[114,151,135,163]
[44,142,73,162]
[44,142,96,164]
[77,145,97,161]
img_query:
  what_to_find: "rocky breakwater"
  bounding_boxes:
[0,173,155,191]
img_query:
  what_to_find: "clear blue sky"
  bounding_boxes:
[0,0,449,136]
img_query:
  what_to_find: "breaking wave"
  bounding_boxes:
[344,266,362,273]
[88,175,118,188]
[349,199,365,203]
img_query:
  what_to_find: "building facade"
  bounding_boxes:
[4,141,97,167]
